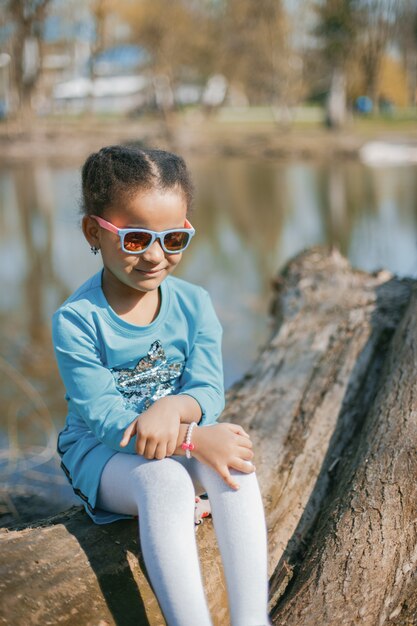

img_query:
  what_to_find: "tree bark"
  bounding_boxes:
[1,248,416,626]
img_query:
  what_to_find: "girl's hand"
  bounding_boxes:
[192,423,256,490]
[120,397,181,459]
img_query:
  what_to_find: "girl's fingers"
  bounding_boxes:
[238,446,255,461]
[230,458,257,474]
[137,431,156,457]
[228,423,251,438]
[144,439,158,460]
[219,466,240,490]
[237,435,253,449]
[136,430,177,458]
[136,432,146,456]
[120,420,137,446]
[166,437,177,457]
[154,441,168,460]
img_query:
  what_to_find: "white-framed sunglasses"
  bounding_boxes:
[91,215,195,254]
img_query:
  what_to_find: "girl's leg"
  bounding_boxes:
[96,452,213,626]
[174,455,271,626]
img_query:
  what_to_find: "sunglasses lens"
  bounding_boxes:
[163,231,190,252]
[123,231,153,252]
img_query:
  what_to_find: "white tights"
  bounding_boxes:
[96,451,271,626]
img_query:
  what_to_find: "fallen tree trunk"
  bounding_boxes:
[266,255,417,625]
[1,248,416,626]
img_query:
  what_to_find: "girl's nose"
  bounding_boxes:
[141,239,165,263]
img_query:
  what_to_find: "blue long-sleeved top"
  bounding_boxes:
[52,269,225,524]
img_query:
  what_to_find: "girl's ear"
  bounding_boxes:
[82,215,100,248]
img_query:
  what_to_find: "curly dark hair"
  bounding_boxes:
[81,145,194,216]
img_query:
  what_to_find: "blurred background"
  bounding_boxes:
[0,0,416,524]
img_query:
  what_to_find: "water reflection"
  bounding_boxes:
[0,156,416,515]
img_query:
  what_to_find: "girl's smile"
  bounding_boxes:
[137,268,165,275]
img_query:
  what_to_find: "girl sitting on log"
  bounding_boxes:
[52,145,271,626]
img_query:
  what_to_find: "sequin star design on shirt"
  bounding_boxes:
[111,340,184,412]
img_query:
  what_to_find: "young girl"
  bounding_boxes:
[52,145,271,626]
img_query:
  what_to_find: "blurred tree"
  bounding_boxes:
[221,0,306,119]
[357,0,400,107]
[395,0,417,106]
[85,0,116,113]
[89,0,108,78]
[376,55,409,107]
[87,0,123,78]
[313,0,361,128]
[115,0,219,119]
[3,0,52,119]
[115,0,306,123]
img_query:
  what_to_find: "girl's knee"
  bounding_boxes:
[195,458,258,493]
[230,462,258,486]
[131,456,195,500]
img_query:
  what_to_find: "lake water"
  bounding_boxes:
[1,156,417,517]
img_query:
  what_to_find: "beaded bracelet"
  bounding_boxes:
[181,421,197,459]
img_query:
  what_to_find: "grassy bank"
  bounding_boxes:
[0,106,416,165]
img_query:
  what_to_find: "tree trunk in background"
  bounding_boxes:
[7,0,51,123]
[1,248,417,626]
[325,68,347,128]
